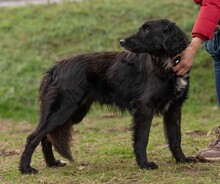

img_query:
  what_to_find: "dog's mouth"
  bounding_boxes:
[122,46,133,52]
[121,45,136,53]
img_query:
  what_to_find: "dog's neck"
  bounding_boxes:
[149,54,189,80]
[122,51,187,79]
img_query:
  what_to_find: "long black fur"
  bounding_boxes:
[19,19,196,174]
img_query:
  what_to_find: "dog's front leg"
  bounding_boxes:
[132,103,158,170]
[163,105,196,163]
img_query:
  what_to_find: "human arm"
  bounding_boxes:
[172,37,202,76]
[172,0,220,76]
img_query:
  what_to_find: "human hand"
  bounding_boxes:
[172,37,202,76]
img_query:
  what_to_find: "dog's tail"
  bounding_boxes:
[47,122,74,162]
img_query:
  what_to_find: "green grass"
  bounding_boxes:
[1,113,220,184]
[0,0,203,123]
[1,0,220,183]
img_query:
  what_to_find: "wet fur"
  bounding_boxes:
[19,19,196,174]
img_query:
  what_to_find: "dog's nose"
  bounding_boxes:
[120,39,126,46]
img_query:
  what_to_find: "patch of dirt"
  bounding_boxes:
[100,112,121,119]
[108,127,131,133]
[0,119,32,133]
[156,144,168,149]
[185,130,209,136]
[0,119,13,132]
[0,148,22,157]
[0,119,33,157]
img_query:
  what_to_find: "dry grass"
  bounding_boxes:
[1,109,220,184]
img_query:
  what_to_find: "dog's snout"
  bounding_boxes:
[120,39,126,46]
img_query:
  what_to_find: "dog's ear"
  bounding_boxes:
[162,22,188,55]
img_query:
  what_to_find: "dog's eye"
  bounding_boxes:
[143,29,149,33]
[140,25,150,33]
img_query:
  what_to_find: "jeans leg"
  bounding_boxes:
[212,55,220,106]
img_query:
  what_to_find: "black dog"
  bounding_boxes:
[19,19,196,174]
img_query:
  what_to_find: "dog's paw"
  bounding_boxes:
[47,160,67,167]
[184,156,197,163]
[177,156,197,163]
[139,161,158,170]
[20,166,38,174]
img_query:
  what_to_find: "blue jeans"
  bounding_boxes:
[204,30,220,106]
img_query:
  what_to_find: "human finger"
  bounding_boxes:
[172,62,182,73]
[176,66,189,76]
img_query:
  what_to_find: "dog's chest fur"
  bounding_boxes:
[176,77,188,92]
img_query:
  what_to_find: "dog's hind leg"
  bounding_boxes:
[45,101,92,163]
[132,101,158,170]
[41,136,67,168]
[19,129,40,174]
[19,101,79,174]
[163,105,196,163]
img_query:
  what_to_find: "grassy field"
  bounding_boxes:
[1,0,220,183]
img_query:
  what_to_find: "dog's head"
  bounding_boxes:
[120,19,188,57]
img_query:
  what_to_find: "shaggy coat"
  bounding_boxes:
[19,19,196,174]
